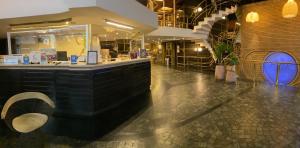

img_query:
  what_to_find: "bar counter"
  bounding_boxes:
[0,58,151,139]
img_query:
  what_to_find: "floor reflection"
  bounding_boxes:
[1,64,300,148]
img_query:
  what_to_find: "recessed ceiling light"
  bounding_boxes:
[104,19,134,30]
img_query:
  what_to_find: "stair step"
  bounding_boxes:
[225,8,231,12]
[214,17,223,21]
[197,21,213,29]
[204,17,215,23]
[231,5,237,12]
[225,8,234,13]
[194,24,210,30]
[204,20,215,26]
[202,22,213,28]
[196,30,209,34]
[201,23,212,29]
[198,26,211,32]
[193,26,210,32]
[212,13,222,19]
[219,10,230,16]
[193,25,200,31]
[193,32,209,38]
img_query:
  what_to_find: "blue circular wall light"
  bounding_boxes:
[262,52,298,85]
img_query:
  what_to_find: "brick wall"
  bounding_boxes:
[240,0,300,85]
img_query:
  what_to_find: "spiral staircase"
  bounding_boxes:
[193,5,238,61]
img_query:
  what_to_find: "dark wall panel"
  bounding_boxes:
[0,61,151,139]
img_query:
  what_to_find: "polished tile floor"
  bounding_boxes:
[1,65,300,148]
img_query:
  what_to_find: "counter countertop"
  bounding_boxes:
[0,58,150,70]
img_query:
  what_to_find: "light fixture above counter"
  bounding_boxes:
[104,19,134,30]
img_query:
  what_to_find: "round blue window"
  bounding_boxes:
[262,52,298,85]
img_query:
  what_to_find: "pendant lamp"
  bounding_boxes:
[246,12,259,23]
[282,0,298,18]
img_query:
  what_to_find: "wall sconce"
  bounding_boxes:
[246,12,259,23]
[158,44,162,49]
[282,0,298,18]
[194,47,203,52]
[176,45,180,53]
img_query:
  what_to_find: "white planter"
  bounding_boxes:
[226,65,236,72]
[226,65,237,83]
[215,65,225,80]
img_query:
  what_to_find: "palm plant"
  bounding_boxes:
[224,53,239,65]
[214,42,233,64]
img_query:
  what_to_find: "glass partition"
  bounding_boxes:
[7,25,89,58]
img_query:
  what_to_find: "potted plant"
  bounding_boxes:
[214,42,233,80]
[224,53,239,83]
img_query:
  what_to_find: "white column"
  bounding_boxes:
[7,32,12,55]
[141,34,145,49]
[130,40,132,51]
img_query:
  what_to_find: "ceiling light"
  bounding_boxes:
[194,7,203,13]
[282,0,298,18]
[222,16,226,20]
[158,44,162,49]
[246,12,259,23]
[198,48,203,52]
[11,25,70,31]
[105,19,134,30]
[197,7,203,12]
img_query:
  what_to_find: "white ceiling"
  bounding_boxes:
[0,0,157,39]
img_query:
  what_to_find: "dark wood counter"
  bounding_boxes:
[0,59,151,139]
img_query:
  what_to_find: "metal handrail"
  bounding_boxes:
[177,56,211,59]
[177,55,213,71]
[242,60,300,87]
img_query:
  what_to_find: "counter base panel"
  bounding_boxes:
[0,61,151,139]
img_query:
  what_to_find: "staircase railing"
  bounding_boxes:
[206,26,240,64]
[191,0,238,25]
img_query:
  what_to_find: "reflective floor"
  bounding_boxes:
[1,65,300,148]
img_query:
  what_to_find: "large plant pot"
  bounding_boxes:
[226,65,237,83]
[215,65,225,80]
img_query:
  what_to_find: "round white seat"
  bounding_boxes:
[1,92,55,133]
[12,113,48,133]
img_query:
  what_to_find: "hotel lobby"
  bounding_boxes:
[0,0,300,147]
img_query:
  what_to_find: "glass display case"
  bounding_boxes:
[7,25,90,62]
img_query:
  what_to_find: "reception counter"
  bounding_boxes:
[0,58,151,139]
